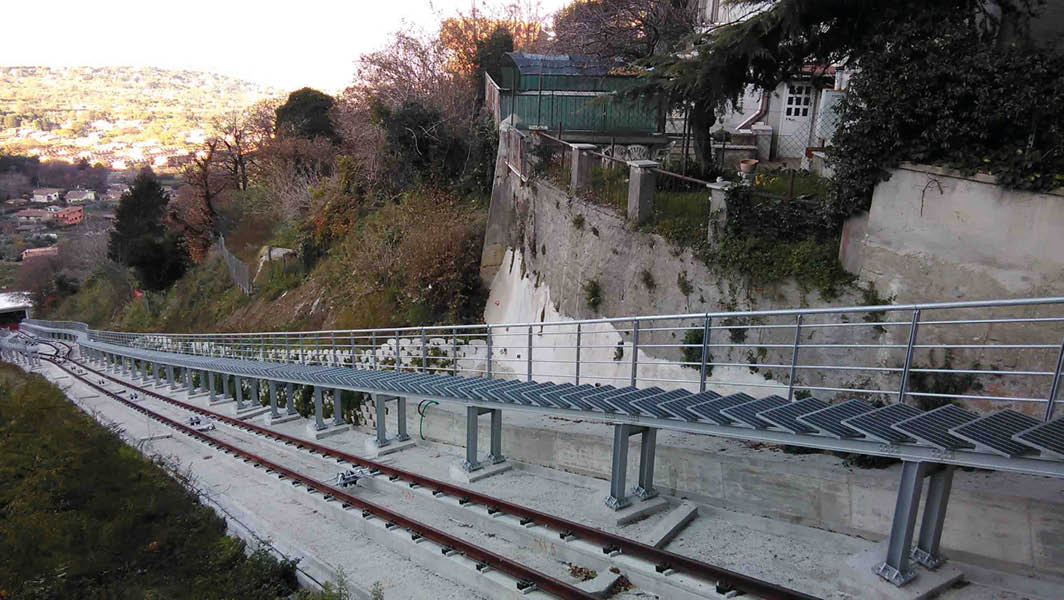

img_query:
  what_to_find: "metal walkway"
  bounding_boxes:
[14,295,1064,588]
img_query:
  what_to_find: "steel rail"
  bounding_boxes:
[42,356,601,600]
[59,350,817,600]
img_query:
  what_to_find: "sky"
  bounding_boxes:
[3,0,570,93]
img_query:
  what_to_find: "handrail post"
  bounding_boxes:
[1045,336,1064,422]
[699,316,711,393]
[575,323,582,385]
[631,319,640,387]
[451,327,458,376]
[349,332,355,368]
[395,329,401,371]
[421,328,428,373]
[527,325,533,382]
[371,332,377,370]
[898,309,922,405]
[486,326,493,378]
[786,314,803,401]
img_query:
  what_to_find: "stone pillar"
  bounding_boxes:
[751,123,773,162]
[569,143,597,194]
[626,160,659,224]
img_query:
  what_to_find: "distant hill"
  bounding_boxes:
[0,66,280,169]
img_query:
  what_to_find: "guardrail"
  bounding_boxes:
[24,296,1064,422]
[218,234,253,295]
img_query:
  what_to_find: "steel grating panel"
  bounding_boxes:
[950,410,1041,458]
[842,404,923,444]
[721,395,789,429]
[1012,417,1064,460]
[893,405,978,450]
[511,382,559,405]
[540,386,580,409]
[634,389,696,421]
[796,399,875,439]
[758,398,829,434]
[608,387,669,418]
[582,386,639,413]
[689,393,755,426]
[480,380,527,403]
[559,384,605,411]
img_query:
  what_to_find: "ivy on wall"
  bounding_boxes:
[830,7,1064,215]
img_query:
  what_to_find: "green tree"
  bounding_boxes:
[472,26,514,104]
[275,87,337,141]
[108,168,189,290]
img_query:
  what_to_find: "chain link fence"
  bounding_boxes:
[218,235,252,296]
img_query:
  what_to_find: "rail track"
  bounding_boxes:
[32,337,818,600]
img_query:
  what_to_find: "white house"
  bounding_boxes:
[31,188,62,203]
[65,189,96,203]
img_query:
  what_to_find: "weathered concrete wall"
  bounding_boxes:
[403,402,1064,579]
[855,163,1064,301]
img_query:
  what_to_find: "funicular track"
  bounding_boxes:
[34,338,817,600]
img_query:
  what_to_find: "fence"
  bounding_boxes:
[36,297,1064,422]
[218,235,252,296]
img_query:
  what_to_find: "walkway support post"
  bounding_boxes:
[461,407,506,472]
[876,461,955,586]
[286,383,297,415]
[333,389,344,426]
[313,386,325,430]
[208,372,216,402]
[371,394,410,447]
[268,381,279,418]
[234,376,245,409]
[605,424,658,510]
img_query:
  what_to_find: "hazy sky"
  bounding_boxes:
[4,0,569,93]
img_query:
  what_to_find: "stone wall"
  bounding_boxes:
[853,163,1064,302]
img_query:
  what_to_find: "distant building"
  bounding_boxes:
[31,187,62,203]
[21,246,58,261]
[14,208,54,224]
[65,189,96,203]
[57,206,83,226]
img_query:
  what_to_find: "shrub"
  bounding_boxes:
[583,279,602,311]
[640,268,656,291]
[572,214,585,229]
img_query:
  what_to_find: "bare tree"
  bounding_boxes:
[551,0,703,62]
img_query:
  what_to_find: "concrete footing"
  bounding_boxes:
[234,405,271,421]
[306,422,351,440]
[364,437,415,458]
[596,492,669,527]
[208,396,235,407]
[449,460,512,484]
[644,500,699,549]
[842,541,964,600]
[264,412,302,426]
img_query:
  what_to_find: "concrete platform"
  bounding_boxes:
[449,460,513,484]
[306,422,351,440]
[264,412,302,426]
[364,437,415,457]
[208,396,235,407]
[644,500,698,549]
[840,541,964,600]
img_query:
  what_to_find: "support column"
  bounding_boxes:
[462,406,482,472]
[633,427,658,500]
[605,424,659,510]
[250,378,260,408]
[374,394,389,447]
[183,368,192,391]
[222,374,230,401]
[395,396,409,442]
[488,408,504,463]
[208,372,216,402]
[313,386,326,430]
[607,425,631,510]
[268,381,279,418]
[332,389,344,426]
[569,143,596,193]
[286,383,297,415]
[167,365,176,390]
[876,461,928,586]
[234,376,245,409]
[912,465,955,570]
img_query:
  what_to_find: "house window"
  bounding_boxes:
[785,84,812,117]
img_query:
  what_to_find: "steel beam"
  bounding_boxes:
[876,461,928,586]
[912,465,954,570]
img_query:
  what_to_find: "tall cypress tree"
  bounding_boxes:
[107,168,188,291]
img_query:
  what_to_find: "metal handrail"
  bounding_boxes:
[22,296,1064,421]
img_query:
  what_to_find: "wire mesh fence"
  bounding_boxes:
[218,235,252,296]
